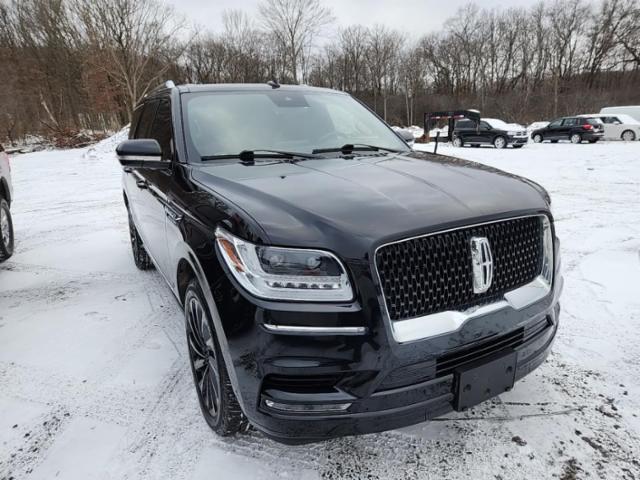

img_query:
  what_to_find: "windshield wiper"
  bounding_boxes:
[312,144,403,155]
[201,149,320,162]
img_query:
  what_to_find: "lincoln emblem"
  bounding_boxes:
[470,237,494,293]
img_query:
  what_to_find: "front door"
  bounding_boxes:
[135,98,175,277]
[545,119,563,140]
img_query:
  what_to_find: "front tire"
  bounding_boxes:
[533,134,543,143]
[185,279,248,436]
[0,198,14,262]
[570,133,582,144]
[493,136,507,149]
[452,136,463,148]
[128,211,154,270]
[621,130,636,141]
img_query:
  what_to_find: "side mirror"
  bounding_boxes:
[116,139,166,169]
[398,129,415,145]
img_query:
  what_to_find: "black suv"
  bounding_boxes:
[531,116,604,144]
[118,83,562,444]
[452,118,528,149]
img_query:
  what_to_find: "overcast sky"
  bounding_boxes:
[167,0,541,38]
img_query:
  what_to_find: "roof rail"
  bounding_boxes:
[148,80,176,95]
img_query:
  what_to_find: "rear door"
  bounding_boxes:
[454,119,475,144]
[560,118,578,140]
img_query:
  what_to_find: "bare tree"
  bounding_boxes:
[258,0,333,83]
[75,0,187,122]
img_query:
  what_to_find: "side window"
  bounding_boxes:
[135,100,159,139]
[148,99,173,161]
[562,118,577,126]
[480,121,491,130]
[455,120,474,129]
[548,120,562,128]
[129,106,144,139]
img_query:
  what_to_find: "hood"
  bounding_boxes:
[190,152,548,255]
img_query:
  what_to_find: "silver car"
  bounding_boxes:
[0,144,14,261]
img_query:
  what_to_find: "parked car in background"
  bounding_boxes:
[117,82,561,444]
[579,114,640,141]
[452,118,528,149]
[0,144,14,262]
[600,106,640,123]
[531,116,604,144]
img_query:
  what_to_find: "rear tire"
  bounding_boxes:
[493,136,507,149]
[128,211,154,270]
[452,137,463,148]
[533,134,543,143]
[621,130,636,141]
[184,279,249,436]
[570,133,582,144]
[0,198,14,262]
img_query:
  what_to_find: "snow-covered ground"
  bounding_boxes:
[1,137,639,480]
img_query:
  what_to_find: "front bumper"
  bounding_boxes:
[507,136,528,145]
[218,261,563,444]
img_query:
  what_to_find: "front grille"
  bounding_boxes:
[376,216,544,320]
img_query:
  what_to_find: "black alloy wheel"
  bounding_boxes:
[184,279,248,436]
[0,198,14,261]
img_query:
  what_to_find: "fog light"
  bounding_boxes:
[264,399,352,413]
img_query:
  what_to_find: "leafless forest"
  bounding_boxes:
[1,0,639,144]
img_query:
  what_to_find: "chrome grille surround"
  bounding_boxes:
[374,215,554,343]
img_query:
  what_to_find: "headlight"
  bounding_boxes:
[215,227,353,302]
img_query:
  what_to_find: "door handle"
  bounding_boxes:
[136,179,148,189]
[165,206,183,224]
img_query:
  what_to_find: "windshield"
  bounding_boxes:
[181,90,408,159]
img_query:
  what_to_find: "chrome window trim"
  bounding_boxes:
[373,214,554,344]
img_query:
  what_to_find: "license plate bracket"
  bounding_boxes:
[454,351,517,411]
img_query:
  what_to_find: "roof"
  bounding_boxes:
[175,83,346,94]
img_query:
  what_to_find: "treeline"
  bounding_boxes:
[1,0,639,144]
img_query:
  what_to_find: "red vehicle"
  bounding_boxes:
[0,143,14,261]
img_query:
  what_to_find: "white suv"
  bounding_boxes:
[0,144,14,261]
[580,113,640,141]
